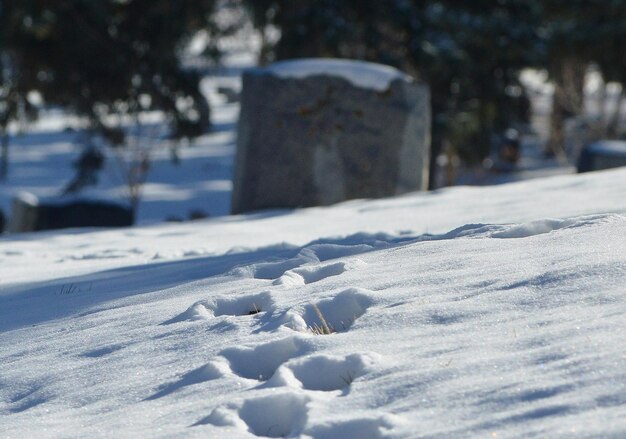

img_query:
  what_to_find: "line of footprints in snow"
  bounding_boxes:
[161,246,402,438]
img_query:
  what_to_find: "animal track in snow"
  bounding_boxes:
[268,353,377,392]
[235,234,403,281]
[305,414,405,439]
[239,393,310,438]
[199,392,310,438]
[164,291,275,324]
[273,259,366,287]
[298,288,373,333]
[220,336,309,381]
[8,384,49,414]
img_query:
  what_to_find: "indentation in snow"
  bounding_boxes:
[238,393,310,437]
[491,214,619,239]
[434,214,623,241]
[274,260,364,287]
[200,393,310,437]
[246,248,320,280]
[300,288,373,333]
[221,337,309,381]
[305,414,405,439]
[272,353,378,392]
[8,384,50,414]
[164,291,275,324]
[209,291,275,317]
[233,234,409,281]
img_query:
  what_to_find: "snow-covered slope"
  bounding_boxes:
[2,167,626,438]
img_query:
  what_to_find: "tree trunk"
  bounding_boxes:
[546,84,567,159]
[0,131,9,181]
[606,87,625,138]
[546,58,586,160]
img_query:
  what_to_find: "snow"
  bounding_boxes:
[1,52,626,438]
[2,163,626,437]
[263,58,412,91]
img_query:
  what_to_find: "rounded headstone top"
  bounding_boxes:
[260,58,413,91]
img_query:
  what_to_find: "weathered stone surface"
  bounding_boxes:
[577,140,626,173]
[232,59,430,214]
[8,193,134,233]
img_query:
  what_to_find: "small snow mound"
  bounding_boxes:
[163,302,212,324]
[264,58,411,91]
[221,336,309,381]
[279,311,309,332]
[301,288,374,333]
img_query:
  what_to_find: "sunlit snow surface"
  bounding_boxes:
[2,165,626,437]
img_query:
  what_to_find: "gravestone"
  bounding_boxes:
[577,140,626,173]
[232,58,430,214]
[8,192,134,233]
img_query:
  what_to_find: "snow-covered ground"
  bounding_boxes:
[2,160,626,437]
[1,53,626,437]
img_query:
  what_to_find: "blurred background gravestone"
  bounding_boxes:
[577,140,626,173]
[232,59,430,214]
[8,193,134,233]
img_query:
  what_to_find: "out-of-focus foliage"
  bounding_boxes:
[0,0,217,142]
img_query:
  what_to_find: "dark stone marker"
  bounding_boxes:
[577,140,626,173]
[8,193,134,233]
[232,59,430,214]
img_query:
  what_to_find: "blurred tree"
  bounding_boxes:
[0,0,216,199]
[542,0,626,155]
[0,15,38,181]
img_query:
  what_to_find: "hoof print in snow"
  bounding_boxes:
[274,260,358,287]
[8,386,48,414]
[302,288,373,334]
[206,291,275,317]
[220,337,309,381]
[306,414,404,439]
[281,353,375,392]
[201,393,310,438]
[245,249,319,280]
[164,291,275,324]
[239,393,310,438]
